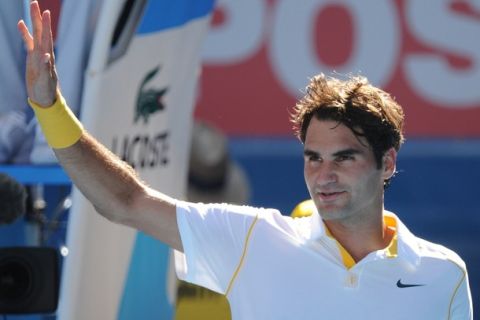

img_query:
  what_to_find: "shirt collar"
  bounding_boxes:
[388,211,422,267]
[307,210,421,267]
[308,208,326,240]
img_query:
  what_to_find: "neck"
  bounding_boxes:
[323,210,394,262]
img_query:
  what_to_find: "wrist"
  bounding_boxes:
[28,88,60,108]
[29,94,84,149]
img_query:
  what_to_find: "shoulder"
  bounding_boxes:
[176,200,311,236]
[415,237,467,274]
[393,213,467,274]
[176,200,285,226]
[176,201,259,216]
[178,200,283,215]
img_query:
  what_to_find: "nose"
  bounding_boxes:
[315,162,338,186]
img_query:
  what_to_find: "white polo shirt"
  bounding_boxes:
[175,201,472,320]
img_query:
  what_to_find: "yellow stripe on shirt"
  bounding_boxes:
[226,214,259,296]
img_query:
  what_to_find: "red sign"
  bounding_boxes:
[196,0,480,137]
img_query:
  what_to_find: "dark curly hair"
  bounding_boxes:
[291,74,405,185]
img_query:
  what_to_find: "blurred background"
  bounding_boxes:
[0,0,478,319]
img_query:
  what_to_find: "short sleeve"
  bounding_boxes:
[174,201,261,294]
[449,269,473,320]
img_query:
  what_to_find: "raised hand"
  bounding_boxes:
[17,1,58,107]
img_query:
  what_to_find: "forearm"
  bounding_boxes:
[28,93,142,222]
[33,98,182,249]
[54,132,145,224]
[36,106,181,249]
[18,3,182,250]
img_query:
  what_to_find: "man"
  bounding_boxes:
[18,2,472,319]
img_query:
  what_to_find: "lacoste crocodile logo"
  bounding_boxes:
[135,66,168,124]
[396,279,425,288]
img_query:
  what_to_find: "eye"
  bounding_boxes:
[336,154,354,162]
[304,153,321,163]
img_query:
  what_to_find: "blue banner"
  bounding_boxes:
[137,0,215,34]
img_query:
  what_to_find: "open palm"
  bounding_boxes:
[17,1,58,107]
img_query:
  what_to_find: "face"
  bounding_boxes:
[303,118,396,223]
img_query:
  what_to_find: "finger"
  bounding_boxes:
[42,10,54,58]
[17,20,34,51]
[43,53,51,64]
[30,1,43,48]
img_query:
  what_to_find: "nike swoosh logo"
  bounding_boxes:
[396,279,425,288]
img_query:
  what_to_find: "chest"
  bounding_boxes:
[226,225,454,320]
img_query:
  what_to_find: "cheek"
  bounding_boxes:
[354,168,384,193]
[304,166,312,187]
[343,163,382,187]
[304,165,316,190]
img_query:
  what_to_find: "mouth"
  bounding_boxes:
[317,191,345,202]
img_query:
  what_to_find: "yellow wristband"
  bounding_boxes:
[28,95,84,149]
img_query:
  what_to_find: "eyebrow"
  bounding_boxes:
[303,148,362,158]
[332,148,362,157]
[303,149,317,157]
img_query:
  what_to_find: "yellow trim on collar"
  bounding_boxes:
[326,215,398,269]
[325,227,356,269]
[384,215,398,258]
[289,200,399,269]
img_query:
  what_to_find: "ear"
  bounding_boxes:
[382,148,397,180]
